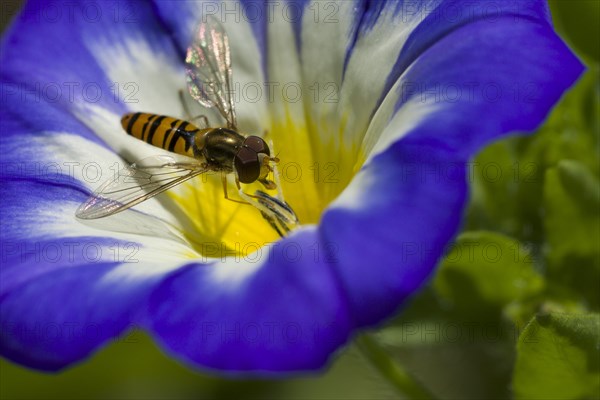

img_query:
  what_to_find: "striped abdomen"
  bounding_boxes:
[121,112,204,158]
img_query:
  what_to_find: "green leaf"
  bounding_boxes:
[466,70,600,246]
[544,161,600,308]
[558,160,600,210]
[466,140,531,238]
[434,232,544,318]
[513,312,600,400]
[529,72,600,179]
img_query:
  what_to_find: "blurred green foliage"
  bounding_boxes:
[434,231,544,318]
[1,1,599,399]
[513,313,600,400]
[549,0,600,63]
[0,332,397,400]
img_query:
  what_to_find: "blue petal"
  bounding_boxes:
[0,174,195,370]
[0,0,192,370]
[0,82,109,149]
[323,6,583,327]
[0,180,146,370]
[338,0,567,151]
[0,0,584,374]
[322,143,468,327]
[395,15,584,157]
[146,228,353,373]
[1,261,147,371]
[1,0,183,115]
[152,0,311,77]
[373,0,553,100]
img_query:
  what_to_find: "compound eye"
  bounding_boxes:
[234,146,260,183]
[243,136,270,156]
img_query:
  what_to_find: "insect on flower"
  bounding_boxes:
[76,17,298,235]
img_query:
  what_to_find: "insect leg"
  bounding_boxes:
[267,139,285,201]
[191,115,210,128]
[234,177,262,200]
[222,174,250,205]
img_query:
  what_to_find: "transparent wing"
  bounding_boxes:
[186,16,237,129]
[76,155,207,219]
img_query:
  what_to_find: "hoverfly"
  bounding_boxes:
[76,17,298,235]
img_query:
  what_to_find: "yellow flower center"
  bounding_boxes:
[168,106,361,258]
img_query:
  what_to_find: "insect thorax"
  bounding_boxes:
[196,128,245,170]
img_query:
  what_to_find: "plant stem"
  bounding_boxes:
[356,334,437,400]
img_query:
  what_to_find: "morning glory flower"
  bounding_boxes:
[0,0,582,374]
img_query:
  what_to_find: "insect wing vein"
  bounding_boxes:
[185,16,237,129]
[76,156,206,219]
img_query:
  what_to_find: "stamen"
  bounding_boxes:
[254,190,300,237]
[237,188,297,237]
